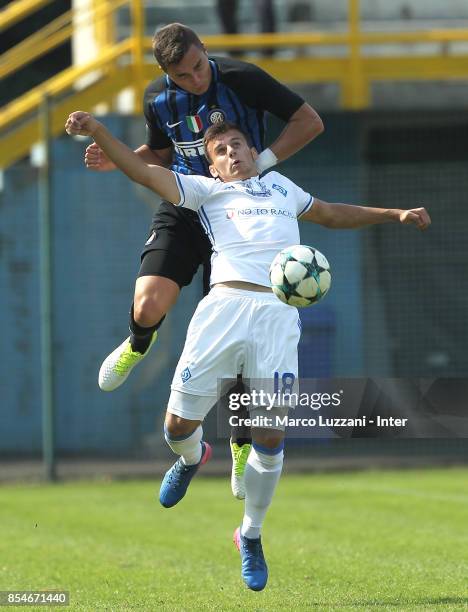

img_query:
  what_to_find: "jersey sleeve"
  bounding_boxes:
[220,59,304,122]
[173,173,216,211]
[295,185,314,218]
[143,80,172,150]
[278,174,314,217]
[267,170,314,219]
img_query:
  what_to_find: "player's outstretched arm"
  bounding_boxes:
[65,112,179,204]
[302,198,431,230]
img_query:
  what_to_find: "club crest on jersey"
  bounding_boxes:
[186,114,203,133]
[244,179,272,198]
[272,184,287,197]
[208,108,227,124]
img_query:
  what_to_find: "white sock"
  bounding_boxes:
[241,442,284,540]
[164,425,203,466]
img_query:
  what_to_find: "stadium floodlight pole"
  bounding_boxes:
[38,94,56,481]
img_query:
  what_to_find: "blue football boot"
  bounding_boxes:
[159,442,212,508]
[233,527,268,591]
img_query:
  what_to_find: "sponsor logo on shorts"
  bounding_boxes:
[208,108,226,124]
[181,367,192,383]
[145,231,157,245]
[272,184,287,197]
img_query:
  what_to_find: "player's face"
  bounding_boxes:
[207,130,258,182]
[165,44,212,95]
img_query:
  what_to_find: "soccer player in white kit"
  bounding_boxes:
[65,112,431,591]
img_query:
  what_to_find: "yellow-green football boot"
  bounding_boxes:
[230,440,252,500]
[98,332,157,391]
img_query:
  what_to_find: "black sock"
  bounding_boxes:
[229,376,252,445]
[129,305,165,354]
[231,437,252,447]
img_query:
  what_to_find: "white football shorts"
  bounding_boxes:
[167,286,301,422]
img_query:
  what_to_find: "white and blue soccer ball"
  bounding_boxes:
[269,245,331,307]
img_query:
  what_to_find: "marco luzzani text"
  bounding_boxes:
[228,389,408,429]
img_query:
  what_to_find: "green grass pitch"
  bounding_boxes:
[1,468,467,611]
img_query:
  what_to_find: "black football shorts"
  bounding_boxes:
[139,201,212,290]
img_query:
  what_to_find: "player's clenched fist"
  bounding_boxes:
[399,207,431,230]
[65,111,100,137]
[84,142,116,172]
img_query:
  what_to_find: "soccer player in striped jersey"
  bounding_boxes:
[67,112,430,591]
[84,23,324,500]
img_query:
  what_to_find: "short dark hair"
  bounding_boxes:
[152,23,204,70]
[203,122,252,163]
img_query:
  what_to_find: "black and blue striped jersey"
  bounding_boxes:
[143,56,304,177]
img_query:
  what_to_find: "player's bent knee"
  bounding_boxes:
[164,412,201,438]
[134,277,180,326]
[133,295,167,327]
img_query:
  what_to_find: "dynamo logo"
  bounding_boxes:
[272,184,287,197]
[181,367,192,383]
[244,179,271,198]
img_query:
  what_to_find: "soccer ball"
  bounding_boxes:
[269,245,331,307]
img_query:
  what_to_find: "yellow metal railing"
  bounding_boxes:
[2,0,468,168]
[1,9,73,80]
[0,39,133,127]
[0,0,129,80]
[0,0,53,30]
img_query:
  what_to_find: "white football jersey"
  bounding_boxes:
[173,171,314,287]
